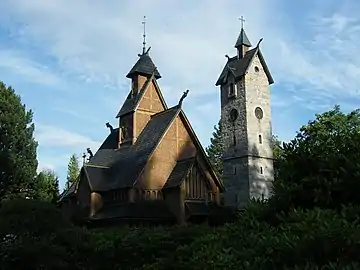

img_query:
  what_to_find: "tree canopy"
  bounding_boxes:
[0,82,38,201]
[205,121,223,178]
[269,105,360,214]
[65,154,80,190]
[34,169,60,204]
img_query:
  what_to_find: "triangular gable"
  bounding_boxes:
[132,105,224,190]
[253,49,274,84]
[215,40,274,86]
[116,72,168,118]
[134,76,168,113]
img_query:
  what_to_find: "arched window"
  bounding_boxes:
[258,134,262,144]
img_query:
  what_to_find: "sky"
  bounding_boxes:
[0,0,360,190]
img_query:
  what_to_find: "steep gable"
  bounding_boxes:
[215,42,273,86]
[134,107,223,191]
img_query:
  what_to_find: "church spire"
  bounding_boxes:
[234,16,252,58]
[142,16,147,54]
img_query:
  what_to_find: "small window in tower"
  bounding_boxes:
[260,166,263,174]
[228,83,235,96]
[254,66,260,72]
[258,134,262,144]
[233,166,237,175]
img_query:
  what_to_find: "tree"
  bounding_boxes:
[35,169,60,204]
[206,121,223,178]
[0,82,38,201]
[65,154,80,190]
[271,134,283,160]
[270,105,360,213]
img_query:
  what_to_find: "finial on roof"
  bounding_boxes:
[256,38,264,47]
[105,122,114,133]
[142,16,147,54]
[178,89,189,107]
[225,54,230,60]
[239,16,245,29]
[86,148,93,159]
[82,152,87,165]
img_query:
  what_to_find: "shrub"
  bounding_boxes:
[143,205,360,270]
[0,199,93,270]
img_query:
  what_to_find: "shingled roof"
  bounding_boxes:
[85,106,181,192]
[215,42,274,86]
[163,158,195,188]
[126,51,161,79]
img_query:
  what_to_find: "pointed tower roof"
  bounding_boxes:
[234,28,252,48]
[126,16,161,79]
[126,49,161,79]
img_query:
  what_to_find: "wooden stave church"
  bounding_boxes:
[60,46,225,225]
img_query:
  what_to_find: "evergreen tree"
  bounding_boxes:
[0,81,38,200]
[35,169,60,204]
[206,121,223,179]
[65,154,80,190]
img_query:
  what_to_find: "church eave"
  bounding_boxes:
[257,50,274,85]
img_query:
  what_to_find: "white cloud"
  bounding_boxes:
[0,49,63,87]
[2,0,359,110]
[35,124,101,151]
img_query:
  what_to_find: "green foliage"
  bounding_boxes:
[271,105,360,214]
[206,121,223,178]
[0,199,93,270]
[65,154,80,190]
[34,169,60,204]
[144,204,360,269]
[89,225,212,269]
[0,82,38,201]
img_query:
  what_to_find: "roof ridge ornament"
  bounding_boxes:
[178,89,190,107]
[256,38,263,47]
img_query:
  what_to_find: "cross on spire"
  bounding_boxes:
[142,16,147,54]
[239,16,245,29]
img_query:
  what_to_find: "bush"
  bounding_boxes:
[143,204,360,270]
[89,225,213,269]
[0,199,93,270]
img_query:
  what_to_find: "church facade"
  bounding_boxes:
[60,22,274,224]
[60,46,224,225]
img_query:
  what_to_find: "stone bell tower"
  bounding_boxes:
[215,17,274,208]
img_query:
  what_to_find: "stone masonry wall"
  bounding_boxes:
[221,53,274,208]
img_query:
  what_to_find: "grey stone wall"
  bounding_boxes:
[220,54,274,208]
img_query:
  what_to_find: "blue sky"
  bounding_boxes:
[0,0,359,190]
